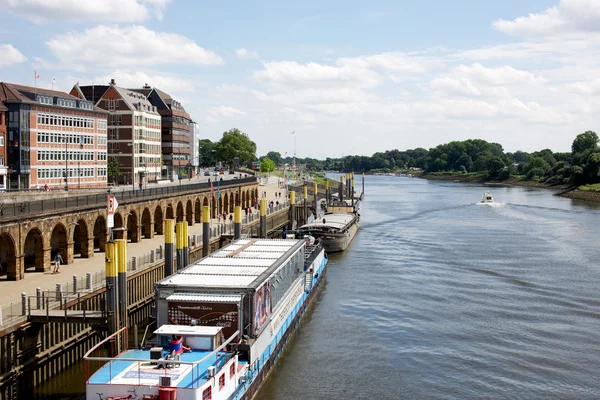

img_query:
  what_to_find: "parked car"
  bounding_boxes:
[204,170,210,176]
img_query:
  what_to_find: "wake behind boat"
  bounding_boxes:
[481,192,494,204]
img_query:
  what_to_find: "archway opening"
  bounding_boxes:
[211,196,217,219]
[114,213,124,240]
[186,200,193,226]
[166,204,174,220]
[93,215,107,252]
[224,193,230,215]
[154,206,164,235]
[127,211,139,243]
[241,191,246,210]
[73,219,89,258]
[142,208,152,239]
[24,228,43,273]
[50,223,68,266]
[176,202,184,222]
[195,199,201,224]
[0,233,17,279]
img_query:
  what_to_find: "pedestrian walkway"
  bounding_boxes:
[0,176,292,312]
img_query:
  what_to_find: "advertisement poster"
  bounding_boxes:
[168,301,238,339]
[253,279,273,336]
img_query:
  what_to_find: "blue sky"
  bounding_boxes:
[1,0,599,158]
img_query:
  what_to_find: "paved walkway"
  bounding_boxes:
[0,176,291,307]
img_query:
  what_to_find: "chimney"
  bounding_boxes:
[110,78,116,85]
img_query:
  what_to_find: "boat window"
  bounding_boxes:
[202,387,212,400]
[219,373,225,390]
[230,362,236,380]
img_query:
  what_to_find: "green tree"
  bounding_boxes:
[215,128,257,165]
[484,155,506,178]
[198,139,218,167]
[108,156,121,183]
[260,157,275,173]
[572,131,599,154]
[266,151,282,166]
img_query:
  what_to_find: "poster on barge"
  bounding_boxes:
[253,279,273,336]
[167,301,238,339]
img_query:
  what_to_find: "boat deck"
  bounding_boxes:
[89,349,227,388]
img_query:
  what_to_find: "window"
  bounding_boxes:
[230,362,235,380]
[202,387,211,400]
[218,374,225,391]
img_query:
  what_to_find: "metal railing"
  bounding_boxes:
[0,198,291,329]
[0,177,257,220]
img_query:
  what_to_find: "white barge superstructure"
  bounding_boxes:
[84,238,327,400]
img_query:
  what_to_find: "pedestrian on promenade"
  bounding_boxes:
[53,253,63,274]
[139,181,143,190]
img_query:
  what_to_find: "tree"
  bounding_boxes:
[198,139,218,167]
[484,155,506,178]
[215,128,257,165]
[260,157,275,173]
[108,157,121,183]
[572,131,599,154]
[266,151,282,166]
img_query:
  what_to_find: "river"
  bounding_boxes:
[37,176,600,399]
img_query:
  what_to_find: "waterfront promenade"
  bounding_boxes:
[0,175,290,318]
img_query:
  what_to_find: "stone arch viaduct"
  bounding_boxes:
[0,178,259,281]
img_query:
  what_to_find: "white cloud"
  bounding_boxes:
[254,61,382,88]
[493,0,600,38]
[235,48,259,59]
[208,106,246,118]
[0,44,27,67]
[47,25,223,70]
[0,0,170,23]
[337,51,442,82]
[454,63,546,86]
[430,77,481,96]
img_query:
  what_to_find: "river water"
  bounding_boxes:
[38,176,600,399]
[257,176,600,400]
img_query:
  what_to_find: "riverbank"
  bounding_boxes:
[419,173,600,204]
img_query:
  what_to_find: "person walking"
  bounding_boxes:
[53,253,63,274]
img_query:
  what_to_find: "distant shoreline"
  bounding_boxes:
[418,173,600,204]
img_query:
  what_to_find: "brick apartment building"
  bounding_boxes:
[0,83,109,190]
[0,101,7,190]
[72,80,162,186]
[131,85,193,180]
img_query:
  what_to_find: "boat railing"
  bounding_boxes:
[84,327,240,389]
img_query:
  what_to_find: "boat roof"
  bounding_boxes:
[154,325,223,336]
[299,213,355,230]
[156,239,304,291]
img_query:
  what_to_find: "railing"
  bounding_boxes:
[0,199,291,329]
[84,326,240,389]
[0,177,257,220]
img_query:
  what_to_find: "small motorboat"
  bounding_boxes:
[481,192,494,203]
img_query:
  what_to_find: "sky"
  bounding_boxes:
[0,0,599,159]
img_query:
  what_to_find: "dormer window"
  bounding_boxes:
[37,95,53,105]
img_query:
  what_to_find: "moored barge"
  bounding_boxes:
[84,238,327,400]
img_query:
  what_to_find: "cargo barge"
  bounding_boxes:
[83,238,327,400]
[297,212,360,253]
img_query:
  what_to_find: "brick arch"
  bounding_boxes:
[73,218,90,258]
[50,222,68,265]
[223,193,230,214]
[154,205,164,235]
[24,227,44,273]
[127,210,139,243]
[195,198,201,224]
[165,203,174,220]
[176,201,184,222]
[235,192,240,207]
[202,197,209,207]
[114,212,124,240]
[93,215,107,252]
[211,195,217,218]
[142,207,152,239]
[241,191,246,210]
[0,232,17,280]
[186,199,193,226]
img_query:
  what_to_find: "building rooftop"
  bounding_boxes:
[0,82,107,113]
